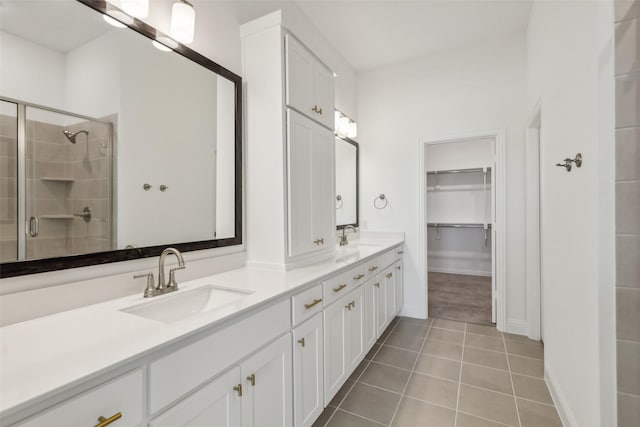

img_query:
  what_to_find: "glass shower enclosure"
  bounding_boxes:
[0,98,114,262]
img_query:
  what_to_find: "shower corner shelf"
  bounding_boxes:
[39,214,74,220]
[40,177,75,183]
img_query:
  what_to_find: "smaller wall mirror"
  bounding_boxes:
[335,136,358,229]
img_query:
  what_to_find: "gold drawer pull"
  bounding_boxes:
[247,373,256,386]
[312,105,323,114]
[298,337,305,347]
[333,283,347,293]
[345,302,352,311]
[374,282,380,288]
[353,274,365,280]
[304,298,323,309]
[95,413,122,427]
[313,238,325,245]
[233,384,243,396]
[350,301,355,309]
[397,251,404,254]
[386,273,393,279]
[368,266,378,272]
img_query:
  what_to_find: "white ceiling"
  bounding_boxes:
[292,0,533,71]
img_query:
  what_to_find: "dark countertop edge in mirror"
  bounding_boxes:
[0,1,244,278]
[336,136,359,230]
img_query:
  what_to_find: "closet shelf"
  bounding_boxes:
[427,222,492,229]
[40,177,75,183]
[427,167,491,175]
[39,215,74,220]
[427,184,492,192]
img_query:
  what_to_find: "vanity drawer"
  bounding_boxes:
[292,283,324,326]
[364,259,381,280]
[16,370,143,427]
[323,264,365,306]
[377,247,402,270]
[148,299,290,414]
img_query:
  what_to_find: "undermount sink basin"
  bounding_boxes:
[336,246,360,263]
[121,285,255,323]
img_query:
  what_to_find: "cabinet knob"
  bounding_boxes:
[333,283,347,293]
[95,413,122,427]
[298,337,305,347]
[304,298,323,309]
[386,273,393,279]
[233,384,243,397]
[247,373,256,386]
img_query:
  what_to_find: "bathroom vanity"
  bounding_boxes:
[0,238,404,427]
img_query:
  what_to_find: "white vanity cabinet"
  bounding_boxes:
[285,34,334,130]
[287,109,335,258]
[292,313,324,427]
[363,279,377,350]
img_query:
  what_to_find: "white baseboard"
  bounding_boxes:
[545,363,577,427]
[504,319,528,335]
[427,267,491,277]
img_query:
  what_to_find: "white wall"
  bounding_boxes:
[526,1,616,426]
[358,33,527,324]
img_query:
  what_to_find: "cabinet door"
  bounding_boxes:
[346,286,366,373]
[241,334,293,427]
[285,34,315,117]
[311,124,335,249]
[293,313,324,427]
[287,109,315,258]
[364,280,377,350]
[384,267,397,327]
[374,278,387,338]
[394,262,404,314]
[313,63,335,129]
[150,368,241,427]
[323,297,348,403]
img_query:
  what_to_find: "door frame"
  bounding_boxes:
[418,129,506,330]
[525,102,543,340]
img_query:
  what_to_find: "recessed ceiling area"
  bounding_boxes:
[293,0,533,71]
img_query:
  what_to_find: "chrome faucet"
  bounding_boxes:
[339,225,357,246]
[134,247,186,298]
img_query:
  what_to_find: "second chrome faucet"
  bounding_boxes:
[134,247,186,298]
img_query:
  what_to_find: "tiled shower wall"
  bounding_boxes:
[615,1,640,426]
[0,114,18,262]
[0,113,113,261]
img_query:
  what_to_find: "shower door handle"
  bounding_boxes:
[29,216,39,237]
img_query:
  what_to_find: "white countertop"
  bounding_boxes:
[0,237,403,418]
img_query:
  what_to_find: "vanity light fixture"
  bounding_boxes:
[171,0,196,44]
[120,0,149,19]
[103,15,127,28]
[152,36,179,52]
[104,0,134,27]
[335,110,357,139]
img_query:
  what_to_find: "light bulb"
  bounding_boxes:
[120,0,148,19]
[103,15,126,28]
[171,0,195,44]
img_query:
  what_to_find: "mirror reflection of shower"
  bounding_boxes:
[62,129,89,144]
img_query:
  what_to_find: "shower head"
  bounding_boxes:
[63,129,89,144]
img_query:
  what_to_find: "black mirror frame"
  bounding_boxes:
[335,136,359,230]
[0,0,243,278]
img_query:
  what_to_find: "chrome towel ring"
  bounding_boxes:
[336,195,343,209]
[373,194,388,209]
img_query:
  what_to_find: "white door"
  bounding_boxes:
[293,314,324,427]
[323,297,348,403]
[150,368,241,427]
[287,109,315,258]
[241,334,292,427]
[491,163,497,324]
[285,35,314,117]
[346,286,366,373]
[364,280,377,350]
[394,262,404,313]
[311,123,335,250]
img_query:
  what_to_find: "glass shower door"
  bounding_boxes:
[24,106,114,260]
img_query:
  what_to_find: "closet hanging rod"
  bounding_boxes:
[427,223,491,229]
[426,167,491,175]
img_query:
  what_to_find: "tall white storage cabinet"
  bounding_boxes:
[242,12,335,269]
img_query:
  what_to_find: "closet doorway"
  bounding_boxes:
[419,130,506,329]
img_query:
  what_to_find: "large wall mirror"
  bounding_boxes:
[0,0,242,277]
[335,136,358,229]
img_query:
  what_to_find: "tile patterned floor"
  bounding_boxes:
[312,317,562,427]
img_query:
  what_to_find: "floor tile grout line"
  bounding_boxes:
[334,408,387,426]
[456,410,514,427]
[387,317,434,426]
[502,331,523,427]
[322,318,401,426]
[453,322,467,427]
